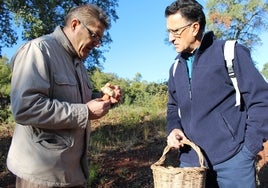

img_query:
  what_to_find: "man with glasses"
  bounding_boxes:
[7,4,121,188]
[165,0,268,187]
[79,19,102,46]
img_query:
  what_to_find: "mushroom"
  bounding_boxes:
[101,83,115,101]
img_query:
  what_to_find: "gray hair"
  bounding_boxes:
[65,4,110,29]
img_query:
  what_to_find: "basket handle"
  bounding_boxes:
[154,139,205,168]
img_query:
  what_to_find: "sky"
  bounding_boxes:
[2,0,268,83]
[102,0,176,83]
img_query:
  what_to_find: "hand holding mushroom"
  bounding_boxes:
[101,83,122,104]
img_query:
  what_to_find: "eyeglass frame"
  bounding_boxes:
[167,23,193,37]
[78,19,102,45]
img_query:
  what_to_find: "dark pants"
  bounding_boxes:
[180,146,256,188]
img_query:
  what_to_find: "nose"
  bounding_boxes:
[169,33,176,43]
[93,41,101,48]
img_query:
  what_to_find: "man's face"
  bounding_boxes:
[73,19,105,59]
[166,13,195,53]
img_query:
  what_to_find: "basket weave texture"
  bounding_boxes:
[151,139,207,188]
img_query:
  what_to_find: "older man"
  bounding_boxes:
[165,0,268,187]
[7,4,121,188]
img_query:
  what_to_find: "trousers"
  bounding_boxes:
[180,145,256,188]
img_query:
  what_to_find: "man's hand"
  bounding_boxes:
[86,99,111,120]
[167,128,187,148]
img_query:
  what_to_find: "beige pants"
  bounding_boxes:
[16,177,86,188]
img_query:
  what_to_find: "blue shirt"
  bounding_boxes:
[185,49,198,79]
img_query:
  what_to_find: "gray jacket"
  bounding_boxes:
[7,26,92,187]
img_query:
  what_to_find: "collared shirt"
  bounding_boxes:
[183,49,198,79]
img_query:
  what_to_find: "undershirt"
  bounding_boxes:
[184,49,198,79]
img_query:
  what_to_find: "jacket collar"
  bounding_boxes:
[176,31,215,60]
[198,31,215,52]
[51,26,78,59]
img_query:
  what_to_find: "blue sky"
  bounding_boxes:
[2,0,268,83]
[102,0,268,82]
[102,0,176,83]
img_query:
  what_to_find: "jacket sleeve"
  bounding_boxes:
[166,63,182,135]
[234,43,268,154]
[11,40,89,130]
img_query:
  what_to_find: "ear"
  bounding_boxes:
[192,22,200,37]
[70,18,80,31]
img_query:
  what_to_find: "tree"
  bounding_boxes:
[89,68,122,92]
[206,0,268,51]
[0,1,18,57]
[133,73,142,82]
[1,0,119,69]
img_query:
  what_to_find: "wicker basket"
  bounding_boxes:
[151,139,207,188]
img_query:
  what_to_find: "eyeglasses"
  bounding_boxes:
[79,20,102,45]
[168,23,193,37]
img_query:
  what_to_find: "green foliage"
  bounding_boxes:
[0,2,18,55]
[261,63,268,80]
[88,161,100,187]
[206,0,268,50]
[124,81,168,108]
[0,56,12,123]
[89,68,123,92]
[89,69,168,107]
[2,0,119,69]
[0,56,11,97]
[0,108,12,123]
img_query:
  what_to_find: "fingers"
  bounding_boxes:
[102,94,110,101]
[87,99,111,120]
[167,129,186,148]
[167,134,181,148]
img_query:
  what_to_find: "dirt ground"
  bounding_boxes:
[1,124,268,188]
[89,139,166,188]
[0,133,16,188]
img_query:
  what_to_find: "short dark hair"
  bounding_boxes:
[65,4,110,29]
[165,0,206,33]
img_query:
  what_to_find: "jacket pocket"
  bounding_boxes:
[221,115,236,140]
[53,73,79,102]
[32,128,74,151]
[54,74,76,86]
[220,106,245,141]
